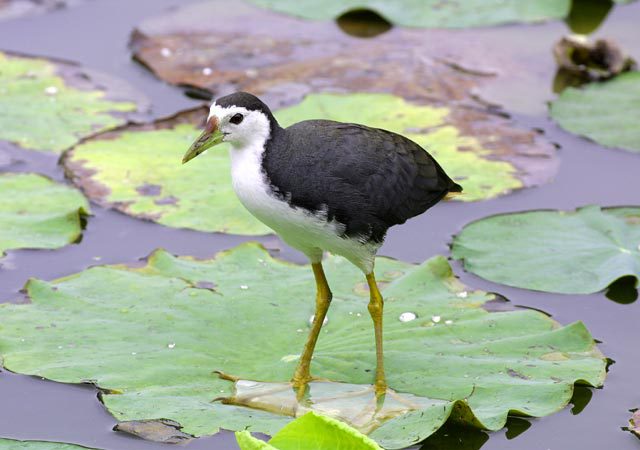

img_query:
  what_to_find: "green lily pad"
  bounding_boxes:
[0,173,89,259]
[451,206,640,294]
[0,439,97,450]
[236,411,382,450]
[248,0,570,28]
[64,92,557,234]
[0,51,148,153]
[0,243,606,448]
[550,72,640,153]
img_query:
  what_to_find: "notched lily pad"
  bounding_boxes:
[0,243,606,448]
[0,172,90,259]
[114,418,194,443]
[550,71,640,153]
[62,107,271,235]
[247,0,571,28]
[0,50,149,153]
[452,206,640,294]
[0,438,98,450]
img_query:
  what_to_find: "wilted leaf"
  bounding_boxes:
[550,71,640,153]
[0,51,148,153]
[0,243,606,448]
[0,173,89,259]
[236,412,382,450]
[0,439,97,450]
[626,409,640,438]
[247,0,571,28]
[63,92,556,234]
[114,418,194,443]
[451,206,640,294]
[0,0,82,21]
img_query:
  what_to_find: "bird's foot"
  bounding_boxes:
[212,374,434,435]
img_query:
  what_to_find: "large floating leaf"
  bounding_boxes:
[451,206,640,294]
[236,412,382,450]
[0,439,97,450]
[0,243,606,448]
[0,173,89,259]
[248,0,570,28]
[0,51,148,153]
[63,91,556,234]
[550,72,640,153]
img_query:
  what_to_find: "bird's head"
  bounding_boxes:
[183,92,277,164]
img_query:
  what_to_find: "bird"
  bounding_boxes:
[183,91,462,397]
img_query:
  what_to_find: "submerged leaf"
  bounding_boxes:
[0,51,148,153]
[0,439,98,449]
[550,71,640,152]
[0,173,89,259]
[0,0,83,21]
[0,243,606,448]
[237,412,382,450]
[452,206,640,294]
[63,92,556,234]
[247,0,571,28]
[114,418,194,443]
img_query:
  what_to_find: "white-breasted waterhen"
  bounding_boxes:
[183,92,462,397]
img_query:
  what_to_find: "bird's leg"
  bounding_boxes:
[291,262,332,396]
[366,272,387,397]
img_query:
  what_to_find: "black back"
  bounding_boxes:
[263,119,462,243]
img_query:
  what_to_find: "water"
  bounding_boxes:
[0,1,639,449]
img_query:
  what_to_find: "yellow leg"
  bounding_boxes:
[292,262,332,394]
[366,272,387,396]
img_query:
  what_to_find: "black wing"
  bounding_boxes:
[263,120,462,242]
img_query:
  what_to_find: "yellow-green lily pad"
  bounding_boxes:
[0,172,89,259]
[0,51,148,153]
[248,0,571,28]
[236,412,382,450]
[0,243,606,448]
[63,93,557,234]
[451,206,640,294]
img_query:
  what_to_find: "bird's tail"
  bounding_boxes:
[444,182,463,200]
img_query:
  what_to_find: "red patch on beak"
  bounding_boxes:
[205,116,219,133]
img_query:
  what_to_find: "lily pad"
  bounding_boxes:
[248,0,571,28]
[236,411,382,450]
[0,439,97,450]
[451,206,640,294]
[550,71,640,153]
[0,173,89,259]
[63,93,556,235]
[0,243,606,448]
[0,51,148,153]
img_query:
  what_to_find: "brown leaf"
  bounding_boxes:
[114,418,194,444]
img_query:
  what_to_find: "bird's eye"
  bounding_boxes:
[229,113,244,125]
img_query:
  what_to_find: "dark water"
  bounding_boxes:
[0,1,639,449]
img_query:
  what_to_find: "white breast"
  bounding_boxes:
[229,143,379,273]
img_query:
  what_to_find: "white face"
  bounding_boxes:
[208,103,271,149]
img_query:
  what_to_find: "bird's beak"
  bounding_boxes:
[182,116,224,164]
